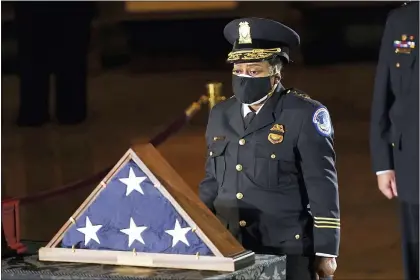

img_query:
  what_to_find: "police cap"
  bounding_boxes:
[224,17,300,64]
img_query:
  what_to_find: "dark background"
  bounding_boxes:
[2,1,401,73]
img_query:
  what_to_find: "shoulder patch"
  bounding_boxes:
[312,107,332,136]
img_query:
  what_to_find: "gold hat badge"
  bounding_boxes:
[238,21,252,44]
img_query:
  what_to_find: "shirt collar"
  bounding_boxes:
[242,103,264,116]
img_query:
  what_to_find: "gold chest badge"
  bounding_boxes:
[268,124,285,144]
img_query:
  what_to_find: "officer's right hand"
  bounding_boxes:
[314,257,337,280]
[377,171,397,199]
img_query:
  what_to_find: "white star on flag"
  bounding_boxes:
[120,217,148,247]
[76,216,102,246]
[119,167,147,196]
[165,219,191,247]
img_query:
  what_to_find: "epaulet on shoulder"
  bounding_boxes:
[286,88,311,100]
[286,88,324,108]
[392,1,414,13]
[402,1,415,6]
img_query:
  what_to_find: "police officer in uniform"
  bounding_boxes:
[370,2,419,279]
[199,18,340,280]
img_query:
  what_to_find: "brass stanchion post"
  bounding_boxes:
[206,82,226,111]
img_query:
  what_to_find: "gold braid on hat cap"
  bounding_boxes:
[227,48,282,62]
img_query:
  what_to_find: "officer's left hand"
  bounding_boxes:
[314,257,337,279]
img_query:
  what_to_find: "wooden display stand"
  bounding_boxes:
[39,143,255,272]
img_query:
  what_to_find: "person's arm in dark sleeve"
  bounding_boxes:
[198,109,219,213]
[370,11,396,173]
[297,106,340,257]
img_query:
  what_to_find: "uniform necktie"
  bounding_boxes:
[244,110,256,129]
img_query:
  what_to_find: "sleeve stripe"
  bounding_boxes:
[315,252,337,258]
[314,225,340,229]
[314,216,340,221]
[314,221,340,226]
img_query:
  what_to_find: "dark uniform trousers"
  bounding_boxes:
[15,2,94,124]
[370,2,419,279]
[199,86,340,280]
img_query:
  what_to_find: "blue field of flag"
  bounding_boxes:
[61,159,214,256]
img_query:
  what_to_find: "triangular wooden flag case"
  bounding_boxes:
[38,143,255,272]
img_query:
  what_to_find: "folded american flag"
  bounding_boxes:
[61,159,213,256]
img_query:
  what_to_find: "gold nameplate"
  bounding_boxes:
[213,136,226,141]
[268,133,283,144]
[395,47,411,54]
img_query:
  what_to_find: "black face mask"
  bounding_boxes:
[232,75,274,104]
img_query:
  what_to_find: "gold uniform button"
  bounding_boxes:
[239,139,246,145]
[236,164,243,171]
[392,143,395,147]
[295,234,300,240]
[395,49,399,53]
[209,151,213,156]
[270,153,276,159]
[239,220,247,227]
[236,193,244,200]
[396,62,400,68]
